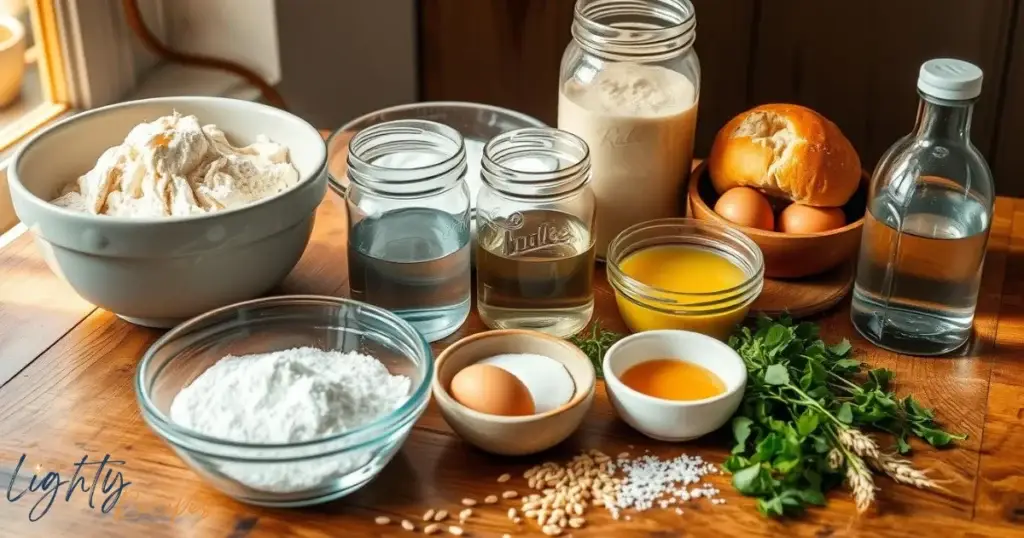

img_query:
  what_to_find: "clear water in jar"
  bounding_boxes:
[476,209,595,337]
[851,179,990,355]
[349,207,471,342]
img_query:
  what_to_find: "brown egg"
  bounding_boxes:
[449,364,535,416]
[713,187,775,231]
[778,203,847,234]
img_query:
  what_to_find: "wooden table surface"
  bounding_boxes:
[2,169,1024,537]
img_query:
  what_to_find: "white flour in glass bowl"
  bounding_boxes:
[169,347,410,493]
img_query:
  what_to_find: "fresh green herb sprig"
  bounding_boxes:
[567,322,623,379]
[724,315,964,518]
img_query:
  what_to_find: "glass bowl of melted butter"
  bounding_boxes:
[606,218,765,340]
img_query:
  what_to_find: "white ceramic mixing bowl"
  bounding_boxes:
[8,97,327,328]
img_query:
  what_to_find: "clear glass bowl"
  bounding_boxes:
[606,218,764,340]
[134,295,432,507]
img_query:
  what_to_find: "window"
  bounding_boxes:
[0,0,69,155]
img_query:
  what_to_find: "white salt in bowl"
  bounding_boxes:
[603,330,747,442]
[7,96,327,328]
[135,295,433,507]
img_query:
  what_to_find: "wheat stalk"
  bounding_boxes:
[839,428,882,461]
[827,448,845,471]
[845,455,877,514]
[870,453,945,492]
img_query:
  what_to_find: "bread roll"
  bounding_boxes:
[708,104,861,207]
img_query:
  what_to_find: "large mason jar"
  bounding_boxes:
[345,119,472,342]
[475,128,596,337]
[558,0,700,259]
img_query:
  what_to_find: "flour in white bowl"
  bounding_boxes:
[52,112,300,217]
[169,347,412,493]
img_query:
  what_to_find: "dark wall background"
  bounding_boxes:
[418,0,1024,196]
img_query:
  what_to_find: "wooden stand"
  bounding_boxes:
[751,261,855,318]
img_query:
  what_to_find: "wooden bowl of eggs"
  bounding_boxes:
[431,329,596,456]
[689,104,868,279]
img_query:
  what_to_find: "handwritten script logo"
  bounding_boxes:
[5,453,130,522]
[600,126,646,148]
[495,212,575,256]
[110,490,207,524]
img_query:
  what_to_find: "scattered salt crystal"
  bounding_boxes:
[675,508,683,515]
[612,453,722,513]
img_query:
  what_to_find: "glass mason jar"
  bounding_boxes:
[345,119,472,343]
[476,127,597,337]
[558,0,700,259]
[851,59,994,356]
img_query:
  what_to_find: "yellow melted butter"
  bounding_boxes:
[619,245,747,294]
[615,245,754,339]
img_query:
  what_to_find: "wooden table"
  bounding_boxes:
[2,185,1024,537]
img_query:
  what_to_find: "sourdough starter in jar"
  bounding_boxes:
[559,62,698,258]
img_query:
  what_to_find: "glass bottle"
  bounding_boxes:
[558,0,700,259]
[345,119,472,343]
[851,59,993,356]
[476,127,596,337]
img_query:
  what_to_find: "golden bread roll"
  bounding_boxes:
[708,104,861,207]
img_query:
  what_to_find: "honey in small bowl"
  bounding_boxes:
[618,358,726,402]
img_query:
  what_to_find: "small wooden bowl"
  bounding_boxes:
[688,163,868,279]
[431,329,596,456]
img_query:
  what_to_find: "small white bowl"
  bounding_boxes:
[602,330,747,442]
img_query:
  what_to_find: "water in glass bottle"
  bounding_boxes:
[851,58,994,356]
